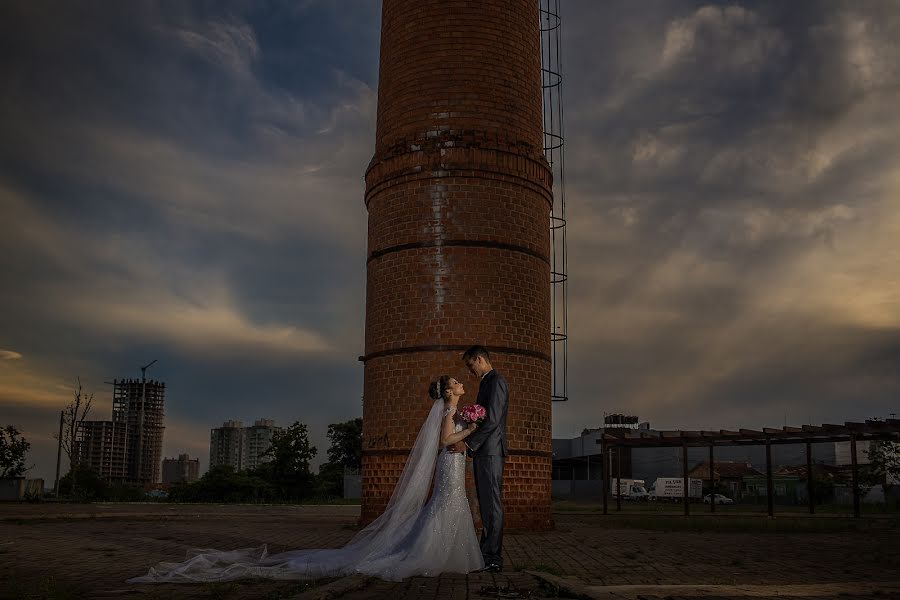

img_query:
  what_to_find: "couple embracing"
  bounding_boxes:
[129,345,508,583]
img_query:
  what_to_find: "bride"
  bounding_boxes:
[128,375,484,583]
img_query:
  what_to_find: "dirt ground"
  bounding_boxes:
[1,503,898,599]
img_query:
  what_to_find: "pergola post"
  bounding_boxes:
[682,442,690,516]
[850,434,860,518]
[615,447,622,512]
[600,438,608,515]
[765,436,774,518]
[709,444,715,513]
[806,440,815,514]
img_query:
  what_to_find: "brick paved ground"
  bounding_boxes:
[1,504,898,599]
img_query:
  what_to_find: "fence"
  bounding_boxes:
[596,420,900,517]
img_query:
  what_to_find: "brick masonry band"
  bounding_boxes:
[364,137,554,209]
[363,448,554,458]
[367,240,551,266]
[358,344,552,364]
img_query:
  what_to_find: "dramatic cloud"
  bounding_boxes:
[0,0,378,479]
[1,1,898,481]
[660,5,788,73]
[554,1,900,435]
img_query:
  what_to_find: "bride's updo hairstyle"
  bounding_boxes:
[428,375,452,401]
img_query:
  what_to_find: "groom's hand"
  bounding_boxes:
[451,441,466,453]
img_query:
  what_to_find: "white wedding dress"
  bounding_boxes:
[128,401,483,583]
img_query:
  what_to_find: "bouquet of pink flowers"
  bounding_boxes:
[459,404,486,426]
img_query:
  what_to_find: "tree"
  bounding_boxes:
[55,377,94,495]
[314,461,346,498]
[256,421,318,501]
[57,464,108,501]
[810,474,834,505]
[866,440,900,492]
[0,425,31,478]
[326,417,362,470]
[169,465,274,504]
[266,421,318,474]
[316,417,363,498]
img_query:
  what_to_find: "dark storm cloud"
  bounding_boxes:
[2,1,898,480]
[0,0,379,477]
[553,1,900,434]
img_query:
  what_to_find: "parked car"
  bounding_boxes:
[703,493,734,505]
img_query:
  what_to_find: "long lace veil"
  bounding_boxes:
[344,398,444,556]
[128,398,446,583]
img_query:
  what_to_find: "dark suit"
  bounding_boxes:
[465,369,508,568]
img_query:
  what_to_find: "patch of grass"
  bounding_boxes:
[296,497,362,505]
[553,499,900,518]
[529,567,585,599]
[536,577,563,598]
[569,513,900,534]
[6,575,86,600]
[200,582,238,599]
[128,592,169,600]
[4,516,92,525]
[551,500,603,512]
[258,580,336,600]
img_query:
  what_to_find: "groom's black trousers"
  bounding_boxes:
[473,455,505,567]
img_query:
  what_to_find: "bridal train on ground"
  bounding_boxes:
[128,400,483,583]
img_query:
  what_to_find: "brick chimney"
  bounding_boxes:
[361,0,553,531]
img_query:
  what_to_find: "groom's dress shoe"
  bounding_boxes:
[483,563,502,572]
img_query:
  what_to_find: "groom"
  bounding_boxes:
[462,345,509,573]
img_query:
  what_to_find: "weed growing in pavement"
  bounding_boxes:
[258,579,335,600]
[200,581,238,599]
[6,575,85,600]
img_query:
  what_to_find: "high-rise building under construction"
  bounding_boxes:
[75,377,166,486]
[113,378,166,484]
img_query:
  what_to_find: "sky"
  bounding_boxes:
[2,1,899,483]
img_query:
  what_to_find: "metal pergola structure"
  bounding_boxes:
[596,420,900,518]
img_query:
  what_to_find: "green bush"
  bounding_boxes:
[58,465,110,501]
[169,465,276,503]
[58,464,148,502]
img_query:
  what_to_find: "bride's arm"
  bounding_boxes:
[440,416,477,446]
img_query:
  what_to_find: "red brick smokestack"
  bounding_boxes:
[361,0,553,531]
